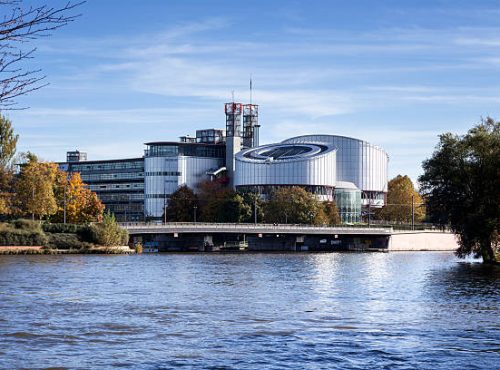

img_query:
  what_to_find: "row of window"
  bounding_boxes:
[145,144,225,158]
[69,160,144,172]
[89,183,144,191]
[145,194,170,199]
[145,171,181,176]
[81,172,144,181]
[99,194,145,202]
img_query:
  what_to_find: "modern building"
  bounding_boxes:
[60,156,145,222]
[234,135,389,223]
[59,102,388,224]
[144,133,226,220]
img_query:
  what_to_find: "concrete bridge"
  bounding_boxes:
[121,222,393,236]
[121,222,394,252]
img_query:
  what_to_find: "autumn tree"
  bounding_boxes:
[264,186,323,225]
[15,156,58,219]
[0,1,83,108]
[419,118,499,264]
[164,185,198,222]
[322,200,341,225]
[376,175,425,223]
[53,171,104,223]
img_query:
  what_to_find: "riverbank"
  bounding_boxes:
[0,245,134,255]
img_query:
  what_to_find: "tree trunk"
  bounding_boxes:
[481,240,499,265]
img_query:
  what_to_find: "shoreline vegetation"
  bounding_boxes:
[0,214,133,255]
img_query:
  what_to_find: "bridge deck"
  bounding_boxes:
[121,222,393,235]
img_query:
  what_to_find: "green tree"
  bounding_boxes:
[164,185,198,222]
[89,211,128,246]
[376,175,425,223]
[419,118,499,264]
[15,158,58,219]
[240,191,265,223]
[0,114,19,215]
[0,115,19,168]
[198,181,251,223]
[264,186,323,225]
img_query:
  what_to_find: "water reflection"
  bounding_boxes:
[0,253,498,369]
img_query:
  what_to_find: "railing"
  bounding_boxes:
[120,222,393,233]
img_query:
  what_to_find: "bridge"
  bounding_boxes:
[121,222,394,236]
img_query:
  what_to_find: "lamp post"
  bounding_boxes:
[163,197,167,224]
[63,182,67,224]
[254,194,258,225]
[193,205,197,223]
[411,195,415,231]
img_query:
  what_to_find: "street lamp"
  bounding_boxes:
[193,205,197,223]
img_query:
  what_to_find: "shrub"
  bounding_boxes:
[42,223,85,234]
[45,233,93,250]
[12,219,41,231]
[89,212,129,246]
[0,229,48,246]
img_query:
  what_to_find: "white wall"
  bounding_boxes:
[389,231,459,251]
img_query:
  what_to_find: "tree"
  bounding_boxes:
[0,114,18,215]
[197,181,251,223]
[0,114,18,167]
[376,175,425,223]
[322,200,341,226]
[89,211,128,246]
[164,185,198,222]
[14,157,58,219]
[419,118,499,264]
[53,171,104,223]
[239,191,265,223]
[0,1,83,108]
[264,186,323,225]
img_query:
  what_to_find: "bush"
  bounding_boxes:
[42,223,85,234]
[45,233,93,250]
[89,212,129,246]
[0,229,48,246]
[12,219,41,231]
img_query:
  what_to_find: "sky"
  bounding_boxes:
[6,0,500,182]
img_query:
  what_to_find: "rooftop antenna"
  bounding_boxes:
[231,90,235,102]
[249,74,253,105]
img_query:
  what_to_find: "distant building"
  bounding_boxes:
[144,140,226,219]
[59,102,388,223]
[235,135,389,223]
[60,156,145,222]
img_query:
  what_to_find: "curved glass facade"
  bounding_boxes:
[334,188,362,223]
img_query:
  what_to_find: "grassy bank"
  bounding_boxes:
[0,219,133,254]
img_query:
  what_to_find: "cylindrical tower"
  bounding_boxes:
[225,102,243,188]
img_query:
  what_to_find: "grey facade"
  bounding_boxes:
[60,157,145,222]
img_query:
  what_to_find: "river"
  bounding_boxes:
[0,252,498,369]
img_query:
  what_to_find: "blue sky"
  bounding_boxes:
[6,0,500,182]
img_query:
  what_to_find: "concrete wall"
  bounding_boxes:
[389,231,458,251]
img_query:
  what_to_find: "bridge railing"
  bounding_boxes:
[119,222,393,233]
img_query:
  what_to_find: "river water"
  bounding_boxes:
[0,252,498,369]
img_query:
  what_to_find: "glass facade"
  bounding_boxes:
[334,188,362,224]
[145,143,225,158]
[64,158,145,222]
